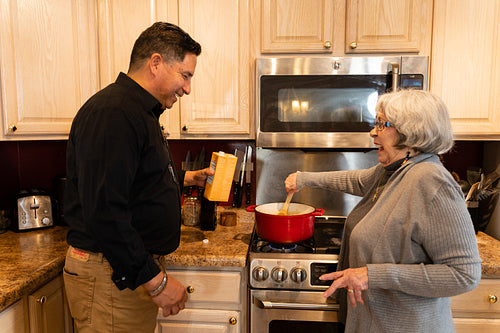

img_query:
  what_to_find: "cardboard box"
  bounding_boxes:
[204,151,238,202]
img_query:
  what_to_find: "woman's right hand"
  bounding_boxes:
[284,172,300,193]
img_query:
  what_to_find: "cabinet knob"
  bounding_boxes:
[323,40,332,49]
[8,124,17,132]
[229,316,237,325]
[186,286,195,294]
[489,295,498,304]
[37,296,47,304]
[182,125,188,131]
[350,42,358,49]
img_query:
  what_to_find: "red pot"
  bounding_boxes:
[247,203,324,244]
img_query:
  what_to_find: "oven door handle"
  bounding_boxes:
[253,297,339,311]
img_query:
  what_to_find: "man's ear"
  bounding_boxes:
[150,53,163,73]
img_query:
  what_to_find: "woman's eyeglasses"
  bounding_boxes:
[373,119,393,131]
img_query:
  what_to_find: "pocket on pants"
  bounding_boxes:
[63,268,96,323]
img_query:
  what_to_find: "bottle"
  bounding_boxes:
[181,196,200,227]
[199,188,217,231]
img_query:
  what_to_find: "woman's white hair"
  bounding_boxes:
[376,89,454,154]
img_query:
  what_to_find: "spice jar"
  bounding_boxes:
[182,196,200,226]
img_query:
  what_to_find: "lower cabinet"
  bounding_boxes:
[451,279,500,332]
[27,275,73,333]
[156,268,245,333]
[0,275,72,333]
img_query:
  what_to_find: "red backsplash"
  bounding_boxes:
[0,140,483,211]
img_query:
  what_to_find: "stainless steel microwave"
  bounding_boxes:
[256,56,428,148]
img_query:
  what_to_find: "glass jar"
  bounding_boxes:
[182,196,200,226]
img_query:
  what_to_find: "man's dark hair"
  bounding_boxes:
[128,22,201,72]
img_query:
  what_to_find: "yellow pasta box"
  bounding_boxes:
[204,151,238,202]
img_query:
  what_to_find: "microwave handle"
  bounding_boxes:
[253,297,340,311]
[390,62,400,92]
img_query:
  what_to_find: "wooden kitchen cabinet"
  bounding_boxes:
[0,276,72,333]
[259,0,432,55]
[98,0,252,139]
[345,0,433,54]
[451,278,500,332]
[260,0,338,53]
[27,275,73,333]
[0,0,99,140]
[0,300,25,333]
[171,0,252,139]
[430,0,500,139]
[156,268,245,333]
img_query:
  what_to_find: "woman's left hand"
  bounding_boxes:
[320,267,369,307]
[184,168,215,187]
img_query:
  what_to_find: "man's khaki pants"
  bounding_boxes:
[63,246,158,333]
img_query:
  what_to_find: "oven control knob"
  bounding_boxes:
[271,266,288,283]
[252,266,269,282]
[290,267,307,283]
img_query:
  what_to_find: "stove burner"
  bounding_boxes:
[254,239,314,253]
[268,243,297,252]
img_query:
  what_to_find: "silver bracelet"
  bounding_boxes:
[149,272,168,297]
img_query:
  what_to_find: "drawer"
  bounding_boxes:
[168,271,241,304]
[451,279,500,318]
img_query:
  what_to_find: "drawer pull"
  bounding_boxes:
[37,296,47,304]
[187,286,195,294]
[489,295,498,304]
[229,316,237,325]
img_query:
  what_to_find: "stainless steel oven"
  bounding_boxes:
[248,218,346,333]
[256,56,428,149]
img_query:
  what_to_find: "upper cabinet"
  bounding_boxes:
[260,0,337,53]
[0,0,253,140]
[259,0,432,56]
[430,0,500,139]
[345,0,433,54]
[0,0,99,140]
[172,0,252,139]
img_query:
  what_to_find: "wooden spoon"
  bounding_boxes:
[277,192,294,216]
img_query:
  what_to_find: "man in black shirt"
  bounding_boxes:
[63,22,211,332]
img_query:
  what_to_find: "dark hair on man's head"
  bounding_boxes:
[128,22,201,72]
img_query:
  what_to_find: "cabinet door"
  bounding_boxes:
[430,0,500,139]
[157,309,240,333]
[27,276,72,333]
[174,0,251,138]
[345,0,432,54]
[0,0,99,140]
[96,0,177,136]
[261,0,336,53]
[0,300,25,333]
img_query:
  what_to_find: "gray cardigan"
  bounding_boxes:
[297,153,482,333]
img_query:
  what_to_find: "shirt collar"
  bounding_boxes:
[115,72,164,119]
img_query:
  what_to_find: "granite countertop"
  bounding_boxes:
[1,207,500,313]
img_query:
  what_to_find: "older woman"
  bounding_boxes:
[285,90,481,333]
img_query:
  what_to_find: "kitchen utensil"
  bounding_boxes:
[232,149,244,207]
[277,192,294,215]
[466,167,482,186]
[247,203,324,243]
[234,147,247,207]
[245,146,253,205]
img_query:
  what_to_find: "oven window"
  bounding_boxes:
[260,74,389,132]
[269,320,345,333]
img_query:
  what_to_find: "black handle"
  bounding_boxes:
[234,184,243,208]
[245,182,251,204]
[232,181,240,207]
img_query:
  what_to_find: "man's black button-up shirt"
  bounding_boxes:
[65,73,184,290]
